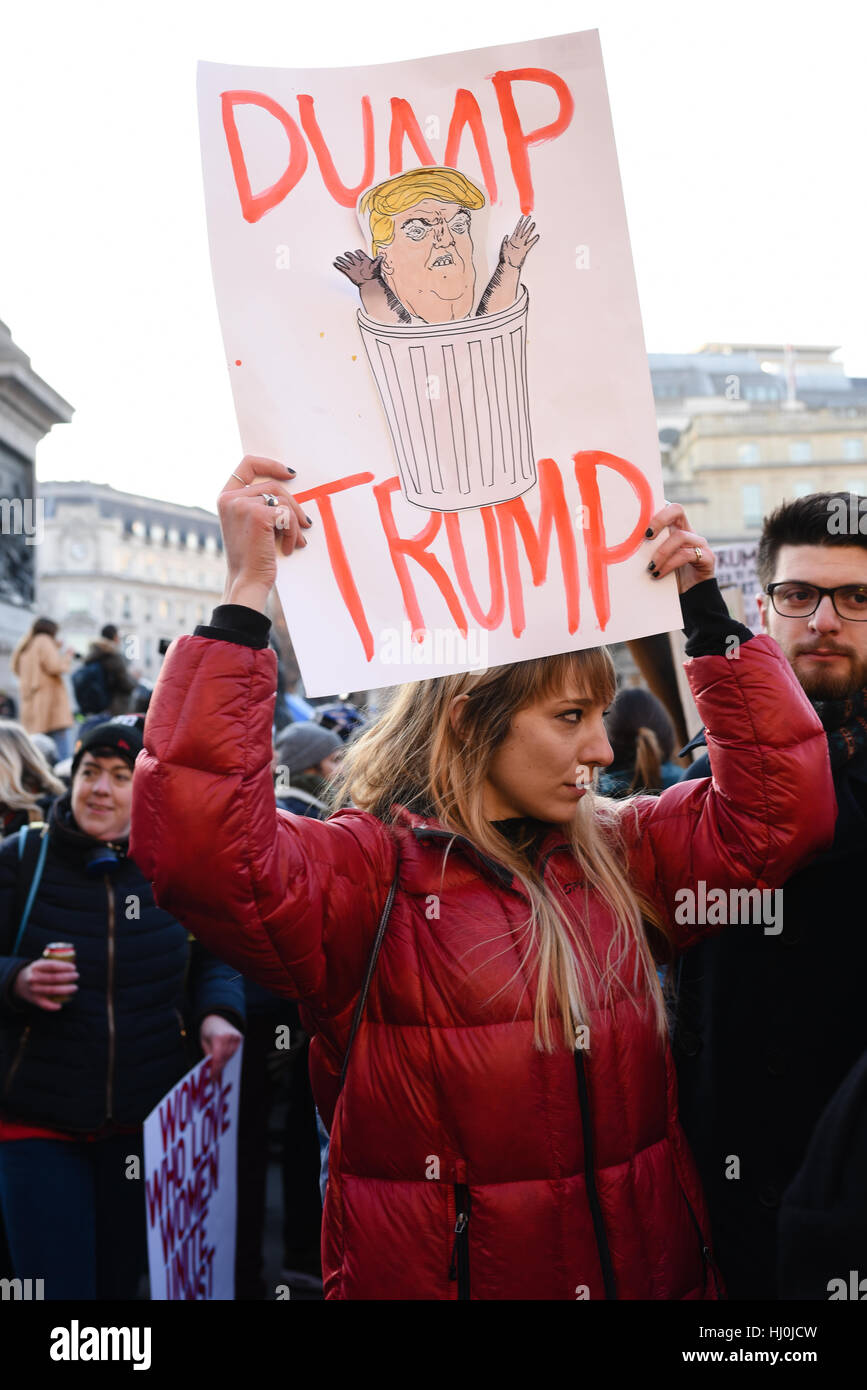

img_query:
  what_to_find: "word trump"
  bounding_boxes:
[145,1061,232,1300]
[294,450,653,664]
[673,882,783,936]
[221,67,574,221]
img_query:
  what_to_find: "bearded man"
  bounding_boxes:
[674,491,867,1298]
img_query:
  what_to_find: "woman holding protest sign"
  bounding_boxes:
[131,456,835,1300]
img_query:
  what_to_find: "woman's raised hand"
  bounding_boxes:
[645,503,715,595]
[217,456,312,613]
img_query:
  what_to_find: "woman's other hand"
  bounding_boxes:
[218,456,312,613]
[199,1013,243,1081]
[645,503,715,595]
[13,959,79,1011]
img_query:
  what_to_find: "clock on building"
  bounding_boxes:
[64,536,93,567]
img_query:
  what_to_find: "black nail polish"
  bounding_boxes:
[305,514,313,525]
[652,570,661,579]
[647,562,656,573]
[286,466,297,477]
[644,527,653,539]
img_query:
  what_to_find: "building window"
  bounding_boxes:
[742,484,763,527]
[151,523,165,543]
[843,438,864,460]
[122,594,132,620]
[168,526,180,545]
[737,442,760,464]
[131,520,146,539]
[788,441,813,463]
[158,599,169,619]
[186,532,199,550]
[204,534,217,554]
[196,603,206,622]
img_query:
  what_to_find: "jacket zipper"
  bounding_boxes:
[174,1006,187,1042]
[105,877,116,1122]
[3,1025,32,1100]
[573,1048,618,1299]
[674,1171,722,1297]
[448,1183,471,1300]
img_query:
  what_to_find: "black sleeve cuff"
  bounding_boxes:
[680,578,755,658]
[194,604,272,650]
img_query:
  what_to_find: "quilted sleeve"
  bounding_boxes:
[615,634,836,950]
[130,634,397,1023]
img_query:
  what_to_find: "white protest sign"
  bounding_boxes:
[144,1047,242,1300]
[715,541,762,632]
[198,30,680,694]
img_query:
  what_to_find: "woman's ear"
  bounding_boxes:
[448,694,469,738]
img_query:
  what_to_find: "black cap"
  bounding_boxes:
[71,717,145,777]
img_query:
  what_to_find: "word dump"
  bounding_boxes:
[145,1060,233,1300]
[221,68,574,221]
[294,451,652,664]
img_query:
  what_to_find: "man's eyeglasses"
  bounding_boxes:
[766,581,867,621]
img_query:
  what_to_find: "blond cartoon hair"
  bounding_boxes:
[360,167,486,258]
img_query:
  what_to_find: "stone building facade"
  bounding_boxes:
[0,319,73,692]
[37,481,225,681]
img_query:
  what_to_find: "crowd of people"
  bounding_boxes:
[0,479,864,1302]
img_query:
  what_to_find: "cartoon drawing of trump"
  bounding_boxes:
[335,167,539,325]
[336,167,540,513]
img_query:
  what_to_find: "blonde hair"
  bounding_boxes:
[0,719,64,813]
[360,167,486,258]
[631,726,663,795]
[332,652,672,1053]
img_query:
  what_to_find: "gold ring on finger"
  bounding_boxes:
[694,546,703,563]
[262,493,279,507]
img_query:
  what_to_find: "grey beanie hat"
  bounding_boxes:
[275,722,342,777]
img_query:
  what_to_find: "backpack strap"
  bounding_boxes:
[338,850,400,1094]
[12,823,50,956]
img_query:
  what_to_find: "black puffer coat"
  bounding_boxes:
[0,792,245,1133]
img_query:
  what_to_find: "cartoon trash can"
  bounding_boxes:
[358,286,536,512]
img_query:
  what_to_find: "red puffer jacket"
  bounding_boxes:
[131,633,835,1300]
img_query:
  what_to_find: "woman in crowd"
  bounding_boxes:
[131,458,835,1300]
[597,686,683,798]
[0,720,65,837]
[0,718,245,1300]
[10,617,75,761]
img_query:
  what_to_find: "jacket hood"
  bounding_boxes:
[49,790,130,868]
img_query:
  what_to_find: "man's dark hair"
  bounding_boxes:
[757,491,867,589]
[101,624,119,642]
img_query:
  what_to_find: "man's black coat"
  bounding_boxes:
[673,745,867,1298]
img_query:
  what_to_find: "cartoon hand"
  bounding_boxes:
[500,216,540,269]
[333,250,383,285]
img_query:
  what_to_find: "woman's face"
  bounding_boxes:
[480,685,614,824]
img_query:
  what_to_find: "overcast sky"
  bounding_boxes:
[1,0,864,509]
